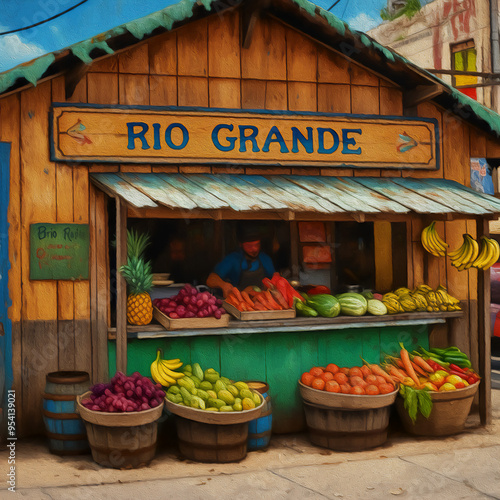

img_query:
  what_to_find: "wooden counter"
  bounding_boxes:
[108,311,463,339]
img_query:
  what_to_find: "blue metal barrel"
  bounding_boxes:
[247,381,272,451]
[42,371,90,455]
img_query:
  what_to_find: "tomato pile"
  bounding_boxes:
[300,363,396,395]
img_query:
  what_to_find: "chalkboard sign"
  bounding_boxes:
[30,223,90,280]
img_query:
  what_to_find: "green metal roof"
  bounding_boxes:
[1,0,500,140]
[90,173,500,216]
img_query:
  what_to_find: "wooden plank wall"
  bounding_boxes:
[0,9,496,433]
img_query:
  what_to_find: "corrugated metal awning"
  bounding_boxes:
[90,173,500,217]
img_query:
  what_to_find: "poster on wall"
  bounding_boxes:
[470,158,494,195]
[30,223,90,280]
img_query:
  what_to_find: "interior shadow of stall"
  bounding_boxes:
[108,215,409,329]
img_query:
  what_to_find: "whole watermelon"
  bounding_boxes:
[305,294,341,318]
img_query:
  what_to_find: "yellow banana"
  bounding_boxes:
[435,289,450,306]
[151,357,171,387]
[163,359,183,370]
[423,223,445,257]
[428,223,447,256]
[481,237,500,270]
[453,236,473,270]
[448,235,468,259]
[160,361,185,379]
[156,361,178,384]
[421,224,440,256]
[471,236,490,269]
[431,224,449,250]
[464,235,479,269]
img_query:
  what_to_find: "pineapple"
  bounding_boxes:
[119,230,154,326]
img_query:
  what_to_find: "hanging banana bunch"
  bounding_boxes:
[421,221,500,272]
[421,221,448,257]
[448,234,500,271]
[447,234,479,270]
[471,236,500,271]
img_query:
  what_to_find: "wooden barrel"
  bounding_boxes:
[396,382,479,436]
[175,416,248,463]
[303,401,392,452]
[42,371,90,455]
[76,392,164,469]
[247,381,272,451]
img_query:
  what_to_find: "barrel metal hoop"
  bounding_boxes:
[43,409,81,420]
[45,431,87,441]
[43,393,77,401]
[308,426,387,438]
[177,438,247,450]
[46,371,90,384]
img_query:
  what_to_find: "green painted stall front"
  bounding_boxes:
[108,325,429,433]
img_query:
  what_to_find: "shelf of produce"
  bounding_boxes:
[107,311,463,340]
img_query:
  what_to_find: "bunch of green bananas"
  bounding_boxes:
[421,221,448,257]
[448,234,500,271]
[150,349,185,387]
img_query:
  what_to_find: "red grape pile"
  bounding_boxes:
[153,284,226,319]
[80,371,165,412]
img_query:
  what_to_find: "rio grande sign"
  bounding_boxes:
[51,105,438,170]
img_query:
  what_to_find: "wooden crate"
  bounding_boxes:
[153,306,230,331]
[223,301,296,321]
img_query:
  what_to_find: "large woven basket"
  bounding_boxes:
[396,382,480,436]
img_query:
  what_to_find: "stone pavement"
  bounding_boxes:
[1,389,499,500]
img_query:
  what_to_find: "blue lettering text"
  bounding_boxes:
[212,124,237,152]
[127,122,150,150]
[262,126,289,153]
[342,129,362,154]
[318,128,340,154]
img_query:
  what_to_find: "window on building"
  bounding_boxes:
[451,40,477,100]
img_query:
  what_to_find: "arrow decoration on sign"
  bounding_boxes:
[66,119,92,146]
[397,131,418,153]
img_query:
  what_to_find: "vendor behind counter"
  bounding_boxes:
[206,226,275,297]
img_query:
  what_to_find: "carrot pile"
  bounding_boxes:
[381,343,436,389]
[225,273,304,312]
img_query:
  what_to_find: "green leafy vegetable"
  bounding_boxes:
[399,385,433,423]
[416,390,433,418]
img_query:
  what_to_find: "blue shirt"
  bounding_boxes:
[214,249,275,286]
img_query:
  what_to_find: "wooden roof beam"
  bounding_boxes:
[65,60,90,100]
[403,84,444,109]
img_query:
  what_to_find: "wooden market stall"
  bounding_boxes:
[2,0,500,436]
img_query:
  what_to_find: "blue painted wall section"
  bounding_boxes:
[0,142,12,441]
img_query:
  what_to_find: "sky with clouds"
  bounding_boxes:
[0,0,393,73]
